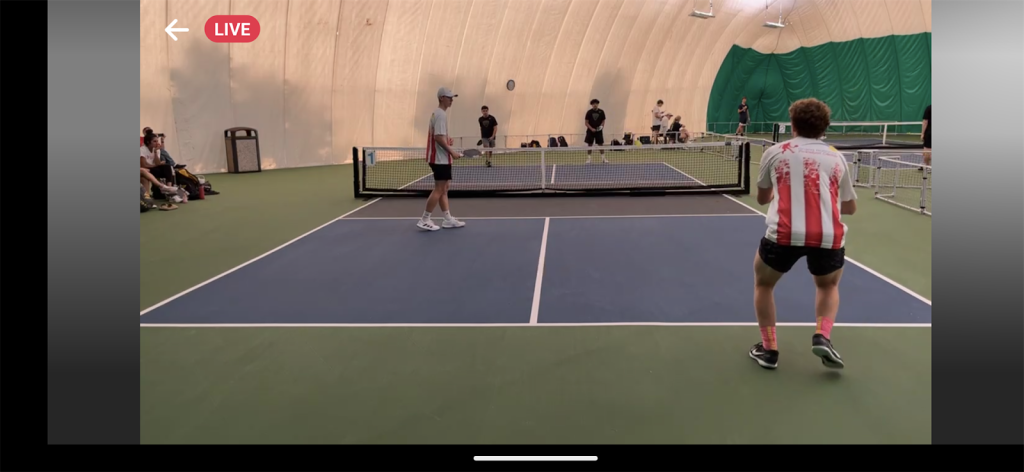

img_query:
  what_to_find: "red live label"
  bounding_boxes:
[205,15,260,43]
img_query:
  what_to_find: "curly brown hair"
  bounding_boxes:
[789,98,831,138]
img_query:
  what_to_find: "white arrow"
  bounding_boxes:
[165,19,189,41]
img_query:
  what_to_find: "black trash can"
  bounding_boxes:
[224,127,262,173]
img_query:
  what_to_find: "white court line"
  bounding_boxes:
[549,164,557,184]
[660,162,932,306]
[142,196,382,315]
[529,218,551,323]
[140,171,436,315]
[141,164,927,317]
[717,191,932,306]
[140,322,930,328]
[339,213,760,220]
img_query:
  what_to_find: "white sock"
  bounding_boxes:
[443,210,453,221]
[422,211,431,221]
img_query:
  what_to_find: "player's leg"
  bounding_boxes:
[923,147,931,166]
[437,172,465,229]
[585,131,595,163]
[484,138,494,167]
[596,132,608,162]
[749,237,802,369]
[806,248,847,368]
[419,182,444,231]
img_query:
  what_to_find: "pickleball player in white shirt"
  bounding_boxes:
[418,87,466,231]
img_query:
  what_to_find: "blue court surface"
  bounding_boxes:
[403,162,705,190]
[140,198,931,326]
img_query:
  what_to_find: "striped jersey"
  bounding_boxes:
[426,107,451,165]
[757,137,857,249]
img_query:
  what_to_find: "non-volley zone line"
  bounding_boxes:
[139,322,932,328]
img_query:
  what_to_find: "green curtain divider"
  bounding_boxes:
[707,33,931,134]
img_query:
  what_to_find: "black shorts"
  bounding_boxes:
[923,134,931,149]
[738,117,749,126]
[758,237,845,277]
[585,129,605,146]
[429,163,452,181]
[651,125,661,132]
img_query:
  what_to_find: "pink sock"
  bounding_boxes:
[816,318,834,339]
[759,326,777,350]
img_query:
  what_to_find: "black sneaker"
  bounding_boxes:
[485,161,492,167]
[811,334,844,369]
[749,342,779,369]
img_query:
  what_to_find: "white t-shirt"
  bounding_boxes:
[426,108,451,165]
[757,137,857,249]
[140,145,159,167]
[652,106,663,126]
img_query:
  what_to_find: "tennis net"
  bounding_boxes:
[353,142,750,197]
[772,121,923,149]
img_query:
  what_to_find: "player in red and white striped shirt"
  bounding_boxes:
[749,98,858,371]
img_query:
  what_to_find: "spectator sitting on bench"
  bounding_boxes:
[673,118,691,143]
[140,132,175,197]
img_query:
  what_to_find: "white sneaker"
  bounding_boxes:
[602,156,609,163]
[585,157,592,164]
[442,218,466,229]
[417,219,441,231]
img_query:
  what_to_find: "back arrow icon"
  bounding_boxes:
[165,19,189,41]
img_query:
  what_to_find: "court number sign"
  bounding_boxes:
[366,149,376,166]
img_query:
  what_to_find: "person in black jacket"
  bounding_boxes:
[921,105,931,166]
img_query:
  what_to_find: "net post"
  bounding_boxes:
[882,124,889,145]
[771,123,781,143]
[540,148,547,190]
[741,142,751,194]
[874,152,884,196]
[919,166,929,214]
[352,147,361,198]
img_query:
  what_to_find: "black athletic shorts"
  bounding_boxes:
[585,129,605,146]
[651,125,662,132]
[758,237,845,276]
[923,134,931,149]
[429,163,452,181]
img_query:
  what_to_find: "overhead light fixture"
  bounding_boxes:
[689,0,715,19]
[762,0,786,28]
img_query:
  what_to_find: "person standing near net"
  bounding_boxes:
[417,87,466,232]
[651,100,670,144]
[584,99,608,164]
[736,97,750,136]
[748,98,858,370]
[921,104,931,166]
[479,105,498,167]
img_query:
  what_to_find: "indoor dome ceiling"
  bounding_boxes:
[141,0,931,173]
